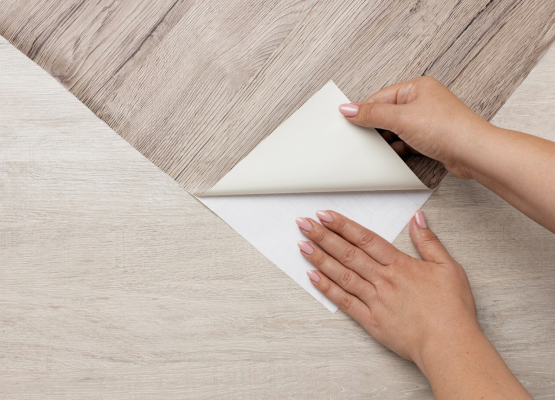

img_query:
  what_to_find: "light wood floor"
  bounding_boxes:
[1,33,555,398]
[1,1,555,192]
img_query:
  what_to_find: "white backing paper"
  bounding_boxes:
[202,81,427,196]
[199,190,433,312]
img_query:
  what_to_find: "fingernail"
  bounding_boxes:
[339,103,359,117]
[316,210,333,223]
[297,241,314,255]
[415,210,427,229]
[295,217,313,232]
[306,270,321,283]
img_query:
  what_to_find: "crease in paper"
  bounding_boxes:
[198,81,434,313]
[202,81,427,196]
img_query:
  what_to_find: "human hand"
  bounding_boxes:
[295,210,533,399]
[338,77,493,179]
[295,209,480,368]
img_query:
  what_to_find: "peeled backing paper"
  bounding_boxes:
[201,81,427,196]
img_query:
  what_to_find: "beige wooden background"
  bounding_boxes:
[1,35,554,398]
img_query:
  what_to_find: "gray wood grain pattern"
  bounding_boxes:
[181,0,555,193]
[0,0,319,190]
[1,35,555,399]
[1,1,554,194]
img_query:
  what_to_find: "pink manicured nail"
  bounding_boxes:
[316,210,333,223]
[297,241,314,255]
[415,210,427,229]
[306,270,321,283]
[296,217,313,232]
[339,103,359,117]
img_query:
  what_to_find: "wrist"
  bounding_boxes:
[412,319,532,399]
[450,120,500,181]
[412,320,485,378]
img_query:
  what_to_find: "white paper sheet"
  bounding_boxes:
[202,81,427,196]
[199,189,433,312]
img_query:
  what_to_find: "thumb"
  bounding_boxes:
[409,210,453,265]
[339,102,403,132]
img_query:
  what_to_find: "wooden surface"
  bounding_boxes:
[2,1,555,193]
[1,34,555,399]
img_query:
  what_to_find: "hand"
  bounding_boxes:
[295,210,533,399]
[295,209,478,366]
[339,76,493,179]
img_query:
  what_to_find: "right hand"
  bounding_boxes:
[339,76,492,179]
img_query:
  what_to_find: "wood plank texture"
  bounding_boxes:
[2,1,554,194]
[2,29,555,399]
[0,0,319,191]
[185,0,555,193]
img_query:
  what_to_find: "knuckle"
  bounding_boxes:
[319,280,330,294]
[368,314,380,332]
[379,266,395,284]
[370,276,382,288]
[340,295,353,312]
[340,269,354,287]
[340,246,358,264]
[420,233,441,246]
[333,217,348,233]
[313,251,327,267]
[358,231,377,247]
[311,227,327,243]
[387,251,403,266]
[360,102,377,122]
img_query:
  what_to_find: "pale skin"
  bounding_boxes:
[295,77,555,399]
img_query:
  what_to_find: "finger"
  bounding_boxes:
[296,217,382,283]
[306,269,371,321]
[391,140,420,157]
[297,240,375,303]
[409,210,453,265]
[379,130,399,143]
[338,79,420,129]
[315,211,402,266]
[390,140,408,156]
[340,102,406,132]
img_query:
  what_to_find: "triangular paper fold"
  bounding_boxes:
[201,81,427,196]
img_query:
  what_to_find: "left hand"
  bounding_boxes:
[295,209,479,369]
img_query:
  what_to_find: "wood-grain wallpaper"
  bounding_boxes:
[1,0,554,193]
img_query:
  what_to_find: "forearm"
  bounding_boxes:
[416,326,532,400]
[460,124,555,233]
